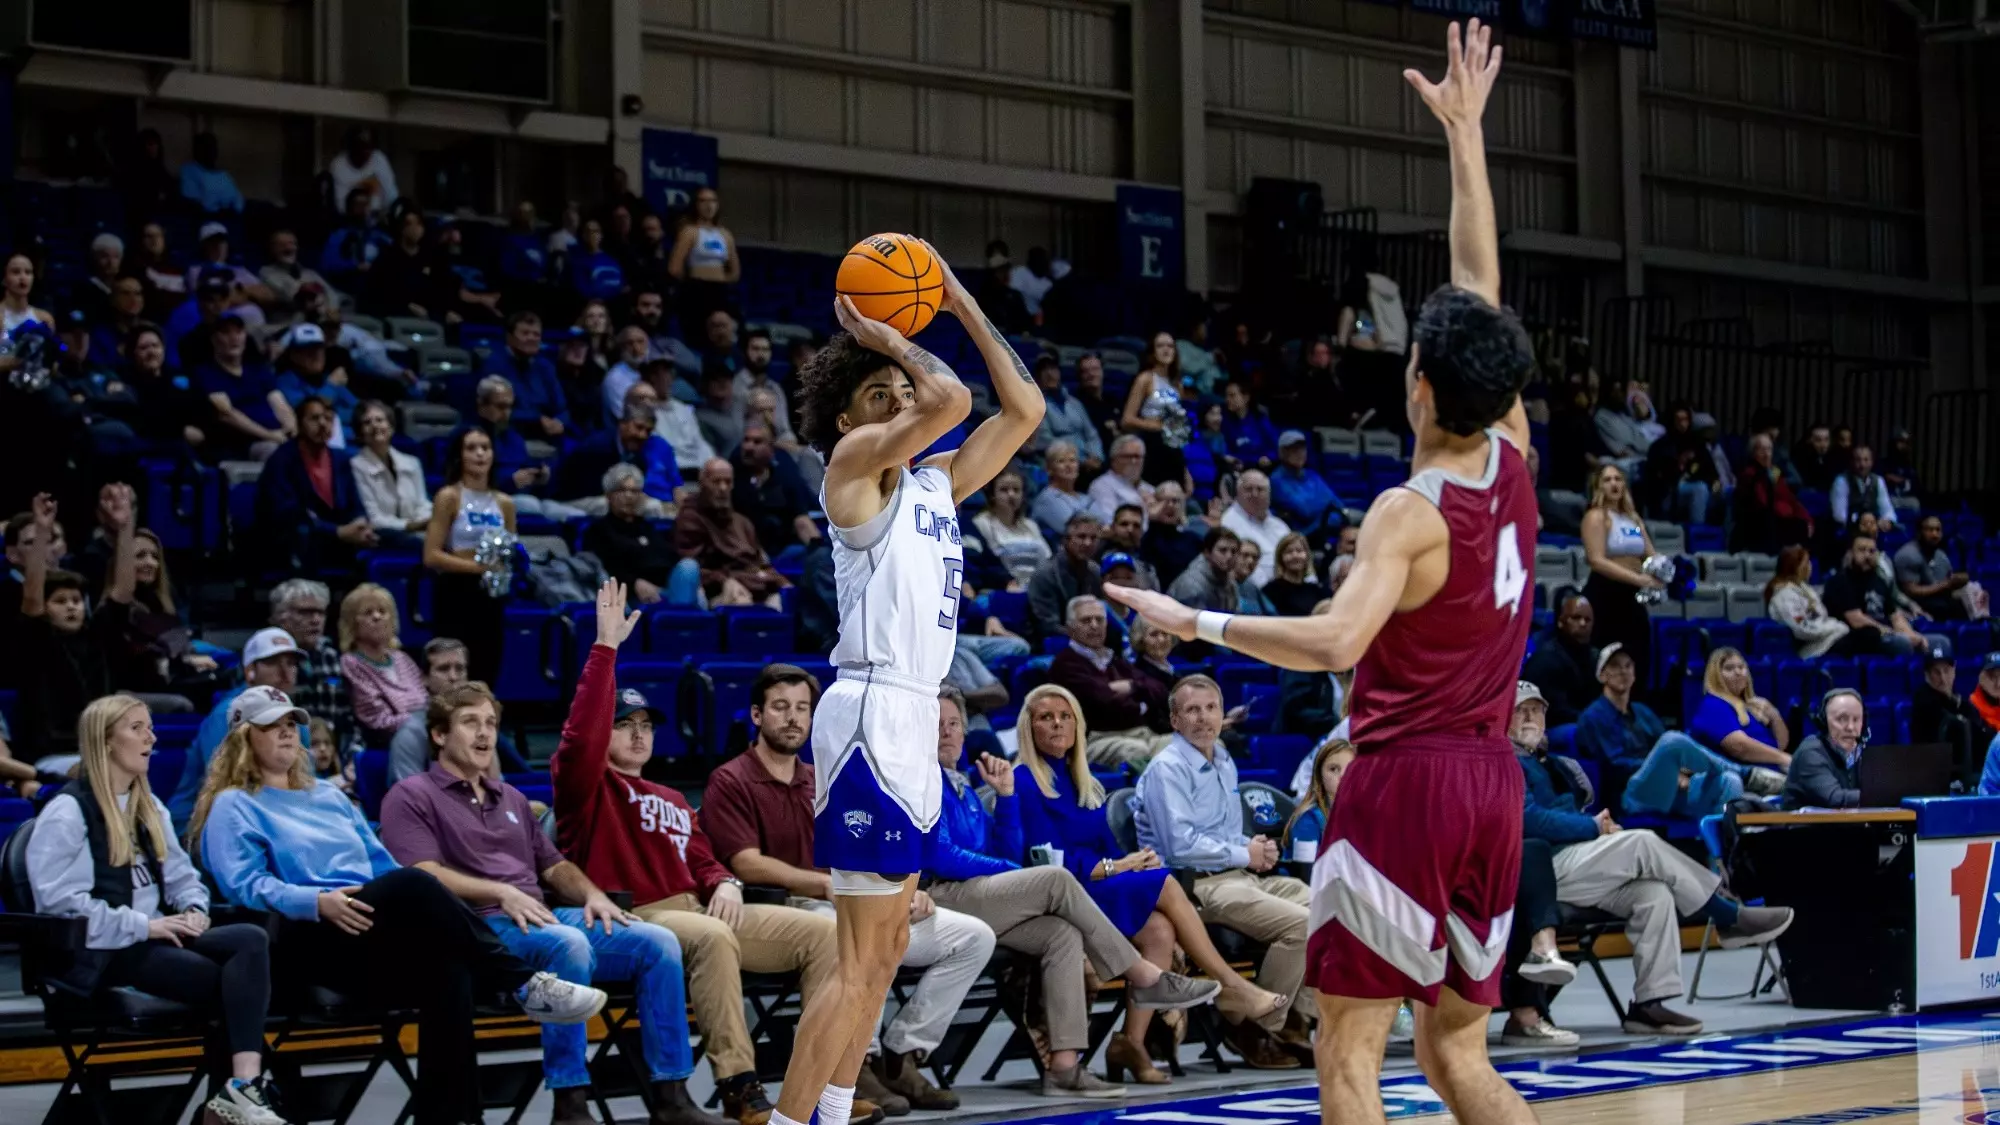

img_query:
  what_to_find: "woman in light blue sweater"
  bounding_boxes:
[188,686,607,1125]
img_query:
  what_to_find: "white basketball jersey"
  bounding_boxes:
[825,464,962,688]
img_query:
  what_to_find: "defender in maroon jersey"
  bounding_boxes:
[1107,20,1541,1125]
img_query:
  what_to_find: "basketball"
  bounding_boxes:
[836,233,943,336]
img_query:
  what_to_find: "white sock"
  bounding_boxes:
[771,1111,808,1125]
[817,1084,856,1125]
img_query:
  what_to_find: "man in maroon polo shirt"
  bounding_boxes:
[699,667,995,1114]
[378,682,725,1125]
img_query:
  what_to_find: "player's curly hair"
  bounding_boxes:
[797,331,897,456]
[1413,285,1535,437]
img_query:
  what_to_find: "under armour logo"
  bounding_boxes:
[885,830,903,842]
[845,810,874,838]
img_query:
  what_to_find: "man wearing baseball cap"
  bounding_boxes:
[1268,428,1343,539]
[168,627,309,823]
[1574,643,1744,820]
[274,321,361,442]
[194,310,295,458]
[1910,638,1980,762]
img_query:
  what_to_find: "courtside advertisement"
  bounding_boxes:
[1916,835,2000,1008]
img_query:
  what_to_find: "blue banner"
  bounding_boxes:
[640,128,719,217]
[1411,0,1656,50]
[1411,0,1505,17]
[1115,184,1183,287]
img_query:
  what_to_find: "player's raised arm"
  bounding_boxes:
[919,245,1046,502]
[1106,488,1448,672]
[818,295,974,489]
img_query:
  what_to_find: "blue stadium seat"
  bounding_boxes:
[1214,663,1278,708]
[692,662,768,756]
[498,606,562,704]
[1893,700,1914,743]
[1240,683,1279,728]
[1744,619,1794,659]
[1247,734,1313,782]
[1010,657,1054,702]
[1776,659,1830,710]
[1858,656,1909,696]
[1820,658,1860,691]
[355,749,391,821]
[647,611,722,660]
[720,608,795,656]
[147,748,187,797]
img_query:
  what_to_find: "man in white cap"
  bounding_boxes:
[273,322,361,444]
[1268,429,1343,540]
[185,221,275,316]
[168,627,309,823]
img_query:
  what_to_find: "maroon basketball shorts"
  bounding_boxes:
[1305,737,1524,1009]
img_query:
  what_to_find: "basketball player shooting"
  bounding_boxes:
[1106,20,1540,1125]
[771,246,1043,1125]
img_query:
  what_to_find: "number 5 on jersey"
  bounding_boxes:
[1493,523,1528,613]
[937,558,965,629]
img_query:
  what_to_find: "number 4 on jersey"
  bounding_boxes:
[1493,523,1527,613]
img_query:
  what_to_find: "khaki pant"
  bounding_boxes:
[929,867,1139,1052]
[1191,868,1310,1032]
[636,893,838,1080]
[1086,727,1175,766]
[1550,830,1721,1005]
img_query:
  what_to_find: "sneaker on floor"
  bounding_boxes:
[1129,971,1221,1011]
[205,1077,287,1125]
[1517,950,1578,986]
[853,1063,910,1117]
[1040,1063,1126,1098]
[1500,1019,1580,1048]
[515,971,608,1025]
[1622,999,1703,1036]
[1718,905,1794,949]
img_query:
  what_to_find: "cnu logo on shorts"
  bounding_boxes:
[1950,841,2000,959]
[845,810,874,839]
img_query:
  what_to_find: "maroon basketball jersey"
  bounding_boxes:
[1349,432,1536,749]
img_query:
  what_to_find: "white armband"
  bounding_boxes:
[1195,610,1233,647]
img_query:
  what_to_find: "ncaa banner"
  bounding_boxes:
[1916,835,2000,1007]
[640,128,719,218]
[1115,184,1183,287]
[1411,0,1506,17]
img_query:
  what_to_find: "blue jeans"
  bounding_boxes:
[664,557,707,609]
[1621,732,1744,818]
[1673,480,1711,526]
[485,909,693,1089]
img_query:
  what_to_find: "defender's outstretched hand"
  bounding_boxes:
[594,578,642,649]
[1404,19,1503,130]
[1103,583,1200,643]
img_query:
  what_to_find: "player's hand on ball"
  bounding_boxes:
[1404,19,1502,131]
[834,294,909,356]
[1103,584,1199,642]
[917,238,972,316]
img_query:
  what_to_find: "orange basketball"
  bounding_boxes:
[836,233,942,337]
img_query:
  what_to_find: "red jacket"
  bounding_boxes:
[553,644,735,906]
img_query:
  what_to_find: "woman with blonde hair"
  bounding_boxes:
[1580,461,1660,682]
[1689,647,1791,793]
[337,582,427,745]
[194,685,605,1125]
[1014,683,1287,1082]
[1280,735,1354,858]
[26,695,288,1124]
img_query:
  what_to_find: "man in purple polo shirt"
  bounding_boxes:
[378,681,725,1125]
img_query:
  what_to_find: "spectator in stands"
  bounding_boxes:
[1029,512,1104,640]
[1099,504,1159,590]
[1,252,55,338]
[1267,431,1340,539]
[178,131,244,214]
[79,232,125,322]
[556,395,684,513]
[973,469,1050,588]
[1068,352,1118,448]
[379,682,720,1125]
[1231,540,1275,616]
[667,187,741,339]
[195,313,293,459]
[386,637,525,783]
[1896,515,1972,621]
[254,395,375,571]
[1140,480,1203,588]
[498,201,548,290]
[1831,444,1897,531]
[476,311,569,439]
[550,330,607,439]
[270,578,350,738]
[697,361,746,456]
[116,323,206,451]
[1734,435,1816,558]
[320,187,388,290]
[1642,404,1720,526]
[1121,333,1198,486]
[338,583,427,748]
[928,686,1217,1097]
[732,329,788,427]
[328,126,400,219]
[675,458,786,609]
[273,324,360,440]
[27,695,288,1124]
[1593,380,1650,478]
[166,626,305,823]
[131,223,187,317]
[194,683,603,1125]
[424,426,516,685]
[350,399,432,542]
[301,287,414,399]
[1259,533,1322,617]
[1780,689,1868,810]
[1219,470,1288,587]
[1881,427,1920,505]
[1515,682,1788,1036]
[1029,353,1104,469]
[552,590,853,1125]
[1911,638,1979,744]
[259,228,342,313]
[1168,527,1242,614]
[1481,698,1582,1049]
[625,212,674,297]
[1049,595,1172,764]
[700,664,993,1112]
[732,418,818,560]
[161,270,230,371]
[1765,546,1856,657]
[116,128,177,226]
[104,525,219,709]
[1974,654,2000,747]
[575,301,615,369]
[367,207,448,321]
[1133,676,1311,1066]
[185,224,276,314]
[1748,408,1802,489]
[18,492,126,763]
[1689,649,1791,791]
[1032,440,1094,536]
[1579,463,1658,683]
[469,375,549,494]
[585,463,704,607]
[1824,532,1931,656]
[636,365,718,474]
[1217,380,1278,472]
[566,219,625,302]
[89,275,147,367]
[1522,593,1597,726]
[1574,645,1744,818]
[603,323,655,422]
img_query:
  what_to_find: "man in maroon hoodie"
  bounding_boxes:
[1047,595,1172,765]
[553,581,862,1125]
